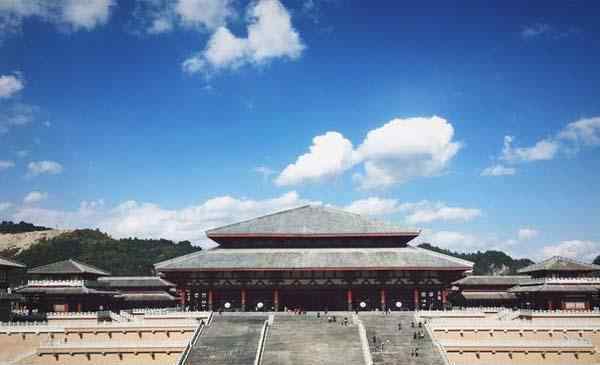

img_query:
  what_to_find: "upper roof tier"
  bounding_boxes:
[206,205,420,248]
[27,259,110,276]
[518,256,600,274]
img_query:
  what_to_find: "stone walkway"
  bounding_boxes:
[361,312,446,365]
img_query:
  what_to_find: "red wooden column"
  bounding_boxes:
[347,288,353,311]
[380,288,386,311]
[76,303,82,312]
[442,288,448,307]
[548,298,554,310]
[208,289,213,312]
[273,289,279,312]
[413,288,420,310]
[241,288,247,311]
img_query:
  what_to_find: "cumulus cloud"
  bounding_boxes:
[354,117,461,189]
[0,160,15,171]
[275,132,355,186]
[12,191,318,246]
[518,228,539,240]
[0,0,114,34]
[419,230,484,252]
[0,73,24,98]
[276,116,461,189]
[23,191,48,204]
[541,240,599,262]
[27,160,63,176]
[182,0,304,75]
[481,164,516,176]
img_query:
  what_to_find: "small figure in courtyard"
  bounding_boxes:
[343,317,349,326]
[317,312,320,318]
[413,332,417,340]
[372,335,377,345]
[398,322,402,331]
[411,321,415,328]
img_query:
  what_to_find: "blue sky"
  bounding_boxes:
[1,0,599,261]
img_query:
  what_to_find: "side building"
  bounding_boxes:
[15,259,178,313]
[155,205,474,312]
[0,256,25,321]
[510,256,600,310]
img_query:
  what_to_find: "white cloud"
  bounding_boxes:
[0,73,24,98]
[354,116,461,189]
[0,0,114,34]
[558,117,600,146]
[12,191,318,246]
[0,160,15,171]
[23,191,48,204]
[342,197,481,225]
[61,0,113,30]
[481,164,516,176]
[420,230,483,252]
[0,103,38,134]
[521,23,551,38]
[343,197,401,216]
[276,116,461,189]
[27,160,63,176]
[541,240,599,262]
[501,135,559,163]
[275,132,355,186]
[175,0,234,30]
[404,202,481,224]
[0,202,13,212]
[182,0,304,75]
[486,116,600,173]
[518,228,538,240]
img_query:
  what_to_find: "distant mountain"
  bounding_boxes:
[0,221,52,234]
[0,229,71,256]
[418,243,535,275]
[2,229,201,276]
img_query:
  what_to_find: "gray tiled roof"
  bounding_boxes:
[116,291,177,302]
[509,284,599,293]
[452,275,530,286]
[518,256,600,273]
[206,205,419,236]
[98,276,175,288]
[460,291,517,300]
[15,286,116,295]
[155,246,473,271]
[27,259,110,276]
[0,255,26,269]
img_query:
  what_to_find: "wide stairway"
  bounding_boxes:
[361,312,446,365]
[185,315,267,365]
[262,313,364,365]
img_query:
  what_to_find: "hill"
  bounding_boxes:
[2,229,201,276]
[418,243,534,275]
[0,221,52,234]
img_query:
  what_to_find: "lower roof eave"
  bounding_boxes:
[157,266,470,272]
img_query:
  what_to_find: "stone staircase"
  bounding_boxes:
[262,313,364,365]
[361,312,446,365]
[185,315,267,365]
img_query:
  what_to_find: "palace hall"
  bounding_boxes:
[155,205,473,312]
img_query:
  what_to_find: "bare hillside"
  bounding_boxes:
[0,229,71,253]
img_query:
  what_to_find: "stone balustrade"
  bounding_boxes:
[27,279,85,287]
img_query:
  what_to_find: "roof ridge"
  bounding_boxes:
[205,205,312,234]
